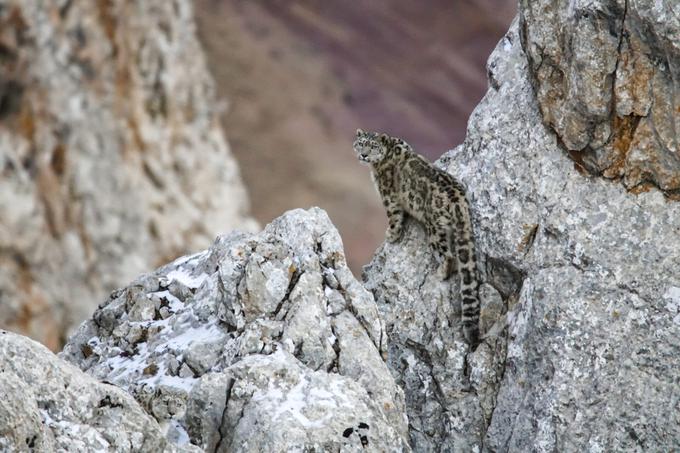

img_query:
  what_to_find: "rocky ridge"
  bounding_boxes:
[1,0,679,451]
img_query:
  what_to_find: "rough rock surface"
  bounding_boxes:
[0,0,256,348]
[364,228,506,452]
[520,0,680,194]
[0,330,195,452]
[364,18,680,452]
[62,208,409,451]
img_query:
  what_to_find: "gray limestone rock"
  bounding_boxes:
[0,0,256,349]
[364,16,680,452]
[0,330,190,453]
[218,349,406,452]
[520,0,680,193]
[62,208,409,451]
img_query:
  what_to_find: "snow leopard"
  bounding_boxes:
[353,129,480,347]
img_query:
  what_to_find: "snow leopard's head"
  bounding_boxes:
[353,129,389,166]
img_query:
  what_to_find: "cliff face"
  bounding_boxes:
[0,0,256,349]
[364,5,680,451]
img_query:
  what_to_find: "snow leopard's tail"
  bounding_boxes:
[453,205,480,349]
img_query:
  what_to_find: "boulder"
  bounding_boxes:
[62,208,409,451]
[0,330,194,452]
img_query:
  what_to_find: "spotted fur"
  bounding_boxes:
[353,129,480,347]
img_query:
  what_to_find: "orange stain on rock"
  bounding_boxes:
[603,114,641,179]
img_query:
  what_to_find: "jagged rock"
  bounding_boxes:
[62,208,409,451]
[520,0,680,193]
[365,16,680,452]
[0,0,256,348]
[0,330,197,452]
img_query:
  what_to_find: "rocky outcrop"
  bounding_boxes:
[62,208,409,451]
[364,15,680,452]
[0,0,256,349]
[5,1,678,451]
[0,330,196,452]
[520,0,680,194]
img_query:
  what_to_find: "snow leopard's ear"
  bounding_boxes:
[379,133,389,142]
[356,128,364,136]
